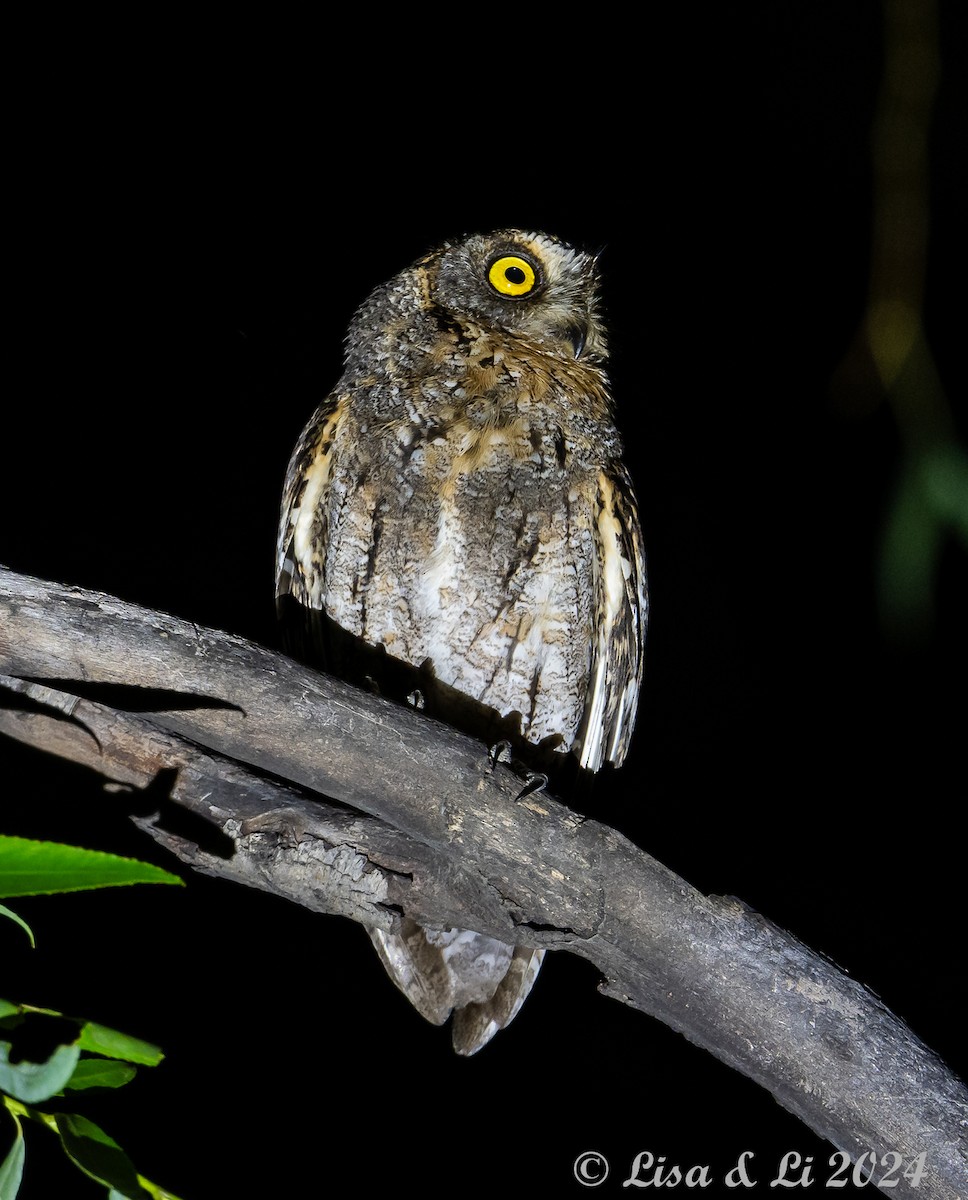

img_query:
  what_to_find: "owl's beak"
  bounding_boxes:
[566,318,589,359]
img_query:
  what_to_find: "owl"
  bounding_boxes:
[276,230,647,1054]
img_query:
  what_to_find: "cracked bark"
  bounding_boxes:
[0,567,965,1198]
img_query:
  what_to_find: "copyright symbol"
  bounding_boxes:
[574,1150,609,1186]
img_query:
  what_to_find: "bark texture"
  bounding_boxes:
[1,567,964,1197]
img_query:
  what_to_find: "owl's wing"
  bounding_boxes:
[575,462,648,773]
[275,392,348,646]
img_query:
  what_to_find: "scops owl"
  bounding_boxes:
[276,230,647,1054]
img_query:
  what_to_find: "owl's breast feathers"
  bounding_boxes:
[277,308,647,773]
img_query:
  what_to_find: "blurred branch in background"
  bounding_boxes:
[834,0,968,644]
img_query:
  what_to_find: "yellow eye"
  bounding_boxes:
[487,254,538,297]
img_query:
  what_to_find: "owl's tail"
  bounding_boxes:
[367,920,544,1055]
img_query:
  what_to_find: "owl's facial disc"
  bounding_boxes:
[430,230,607,362]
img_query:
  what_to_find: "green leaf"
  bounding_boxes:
[0,906,34,949]
[0,1006,162,1069]
[0,1039,80,1104]
[0,1109,25,1200]
[108,1187,182,1200]
[78,1023,163,1067]
[107,1187,182,1200]
[0,837,183,898]
[0,1001,60,1022]
[64,1058,137,1091]
[57,1113,152,1199]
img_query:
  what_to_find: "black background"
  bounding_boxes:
[3,5,965,1196]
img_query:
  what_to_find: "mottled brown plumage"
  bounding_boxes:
[276,230,647,1053]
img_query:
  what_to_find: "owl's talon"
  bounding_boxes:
[514,772,548,802]
[487,740,512,771]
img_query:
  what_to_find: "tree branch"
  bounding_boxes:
[0,566,964,1197]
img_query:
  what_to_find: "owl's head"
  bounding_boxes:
[428,230,607,362]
